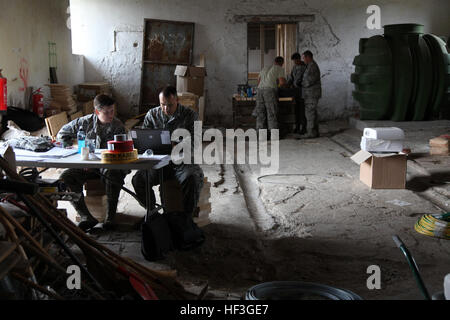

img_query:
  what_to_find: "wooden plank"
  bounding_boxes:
[45,112,68,140]
[0,242,17,265]
[69,111,83,121]
[0,251,22,281]
[124,119,141,131]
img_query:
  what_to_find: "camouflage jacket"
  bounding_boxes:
[287,63,307,88]
[9,136,53,152]
[143,104,200,164]
[56,114,125,149]
[143,104,198,137]
[302,60,322,100]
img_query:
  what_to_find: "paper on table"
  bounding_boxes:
[139,154,169,160]
[13,147,78,158]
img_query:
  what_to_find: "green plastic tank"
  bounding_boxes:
[351,35,393,120]
[423,34,450,119]
[384,24,422,121]
[351,23,449,121]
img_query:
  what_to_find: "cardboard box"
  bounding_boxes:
[429,135,449,155]
[351,150,407,189]
[83,100,94,115]
[77,82,111,102]
[174,66,206,97]
[178,92,199,113]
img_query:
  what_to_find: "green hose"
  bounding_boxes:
[392,235,431,300]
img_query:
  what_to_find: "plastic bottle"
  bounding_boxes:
[444,273,450,300]
[77,126,86,153]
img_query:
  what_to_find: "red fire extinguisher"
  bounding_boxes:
[32,88,44,118]
[0,69,7,114]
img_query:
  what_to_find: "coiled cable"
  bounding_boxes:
[414,212,450,240]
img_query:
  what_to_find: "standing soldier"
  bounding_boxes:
[287,52,307,134]
[57,94,128,231]
[255,56,287,132]
[299,50,322,139]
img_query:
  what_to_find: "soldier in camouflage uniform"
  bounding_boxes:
[299,50,322,139]
[132,86,204,224]
[57,94,127,231]
[286,52,307,134]
[255,56,287,131]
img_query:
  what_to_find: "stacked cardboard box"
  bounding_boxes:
[46,84,77,116]
[77,82,111,102]
[352,127,407,189]
[430,135,450,155]
[178,92,199,113]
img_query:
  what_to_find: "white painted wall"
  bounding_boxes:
[70,0,450,125]
[0,0,84,109]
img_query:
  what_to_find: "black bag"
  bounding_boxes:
[167,211,205,251]
[2,106,45,132]
[141,209,174,261]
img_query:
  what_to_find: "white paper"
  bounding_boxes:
[361,136,403,152]
[161,131,171,145]
[13,147,78,158]
[386,199,411,207]
[131,130,137,139]
[363,127,405,140]
[139,154,168,160]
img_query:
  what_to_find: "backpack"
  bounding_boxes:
[141,210,174,261]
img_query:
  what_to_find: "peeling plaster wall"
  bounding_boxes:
[0,0,84,109]
[70,0,450,124]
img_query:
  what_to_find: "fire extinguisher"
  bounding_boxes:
[0,69,7,114]
[32,88,44,118]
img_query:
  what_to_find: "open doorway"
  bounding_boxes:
[247,23,297,86]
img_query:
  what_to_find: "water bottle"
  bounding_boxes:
[247,86,253,98]
[77,126,86,153]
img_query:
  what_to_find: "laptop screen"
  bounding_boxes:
[130,128,172,155]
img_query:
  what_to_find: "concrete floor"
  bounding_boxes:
[41,119,450,300]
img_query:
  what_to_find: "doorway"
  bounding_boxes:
[247,23,297,85]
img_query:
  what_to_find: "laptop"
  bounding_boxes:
[130,128,172,155]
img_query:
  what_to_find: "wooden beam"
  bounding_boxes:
[234,15,314,23]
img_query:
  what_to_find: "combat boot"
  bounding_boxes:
[103,199,118,230]
[296,127,318,139]
[73,199,98,232]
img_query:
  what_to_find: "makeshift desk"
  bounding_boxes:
[232,95,297,132]
[15,151,171,217]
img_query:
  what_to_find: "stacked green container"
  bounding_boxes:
[351,36,393,120]
[351,24,450,121]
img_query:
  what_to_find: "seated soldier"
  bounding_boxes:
[132,86,205,249]
[56,94,127,231]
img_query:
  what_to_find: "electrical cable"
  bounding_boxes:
[414,212,450,240]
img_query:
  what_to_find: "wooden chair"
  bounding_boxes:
[44,112,68,140]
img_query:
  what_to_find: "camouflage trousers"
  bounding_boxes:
[304,98,319,137]
[60,168,127,218]
[256,88,279,130]
[132,163,204,216]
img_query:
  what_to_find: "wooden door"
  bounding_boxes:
[139,19,195,113]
